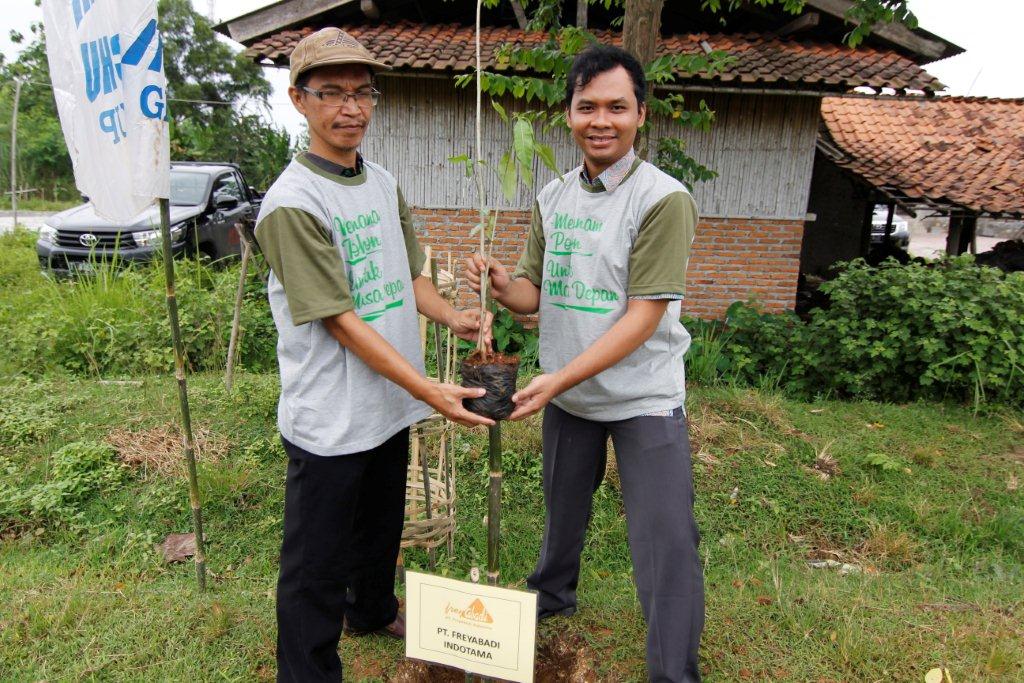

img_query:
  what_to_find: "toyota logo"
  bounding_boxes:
[79,233,99,247]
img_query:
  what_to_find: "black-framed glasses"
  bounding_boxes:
[300,86,380,108]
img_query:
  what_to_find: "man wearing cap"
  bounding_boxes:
[255,28,494,682]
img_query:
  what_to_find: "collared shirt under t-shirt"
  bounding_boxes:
[514,155,698,422]
[255,153,432,456]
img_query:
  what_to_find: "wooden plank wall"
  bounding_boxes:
[361,75,821,220]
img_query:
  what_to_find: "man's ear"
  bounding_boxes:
[637,101,647,128]
[288,86,307,116]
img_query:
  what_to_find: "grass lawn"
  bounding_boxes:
[1,373,1021,681]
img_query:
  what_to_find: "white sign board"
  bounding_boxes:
[405,571,537,682]
[42,0,170,222]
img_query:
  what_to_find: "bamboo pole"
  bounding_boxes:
[10,79,22,227]
[160,198,207,590]
[486,423,502,586]
[430,255,445,385]
[225,223,251,391]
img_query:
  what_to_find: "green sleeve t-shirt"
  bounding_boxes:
[526,158,699,421]
[256,184,427,326]
[255,154,432,456]
[514,187,697,299]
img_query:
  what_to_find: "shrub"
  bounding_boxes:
[0,231,277,377]
[719,257,1024,406]
[0,442,126,526]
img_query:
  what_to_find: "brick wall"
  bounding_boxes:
[412,208,802,320]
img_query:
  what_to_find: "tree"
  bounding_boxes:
[0,0,290,201]
[476,0,920,183]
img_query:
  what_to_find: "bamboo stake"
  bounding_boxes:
[430,255,445,384]
[160,198,207,590]
[487,423,502,586]
[225,223,251,391]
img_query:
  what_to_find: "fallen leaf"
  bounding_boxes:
[160,533,196,563]
[756,595,773,606]
[866,422,885,430]
[829,630,837,642]
[810,409,826,414]
[739,668,753,679]
[925,667,953,683]
[1008,474,1019,492]
[764,459,777,468]
[749,577,763,587]
[787,533,806,544]
[732,579,744,589]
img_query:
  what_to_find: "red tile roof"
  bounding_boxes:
[821,96,1024,216]
[245,22,943,94]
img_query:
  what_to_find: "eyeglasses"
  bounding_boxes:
[300,86,380,108]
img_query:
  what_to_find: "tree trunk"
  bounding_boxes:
[622,0,664,159]
[577,0,588,29]
[510,0,528,30]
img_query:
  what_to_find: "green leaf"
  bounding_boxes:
[491,99,509,124]
[513,117,535,188]
[498,151,517,203]
[535,143,559,175]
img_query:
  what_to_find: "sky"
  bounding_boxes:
[3,0,1023,140]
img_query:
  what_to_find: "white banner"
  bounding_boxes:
[405,571,537,682]
[42,0,170,222]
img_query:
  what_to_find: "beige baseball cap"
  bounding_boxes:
[289,28,392,86]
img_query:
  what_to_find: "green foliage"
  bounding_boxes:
[0,0,290,198]
[0,230,277,378]
[858,451,905,473]
[655,137,718,191]
[0,394,58,447]
[713,258,1024,407]
[0,442,125,525]
[491,309,540,370]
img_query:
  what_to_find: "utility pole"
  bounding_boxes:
[10,78,22,227]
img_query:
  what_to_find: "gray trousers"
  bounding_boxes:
[527,403,704,683]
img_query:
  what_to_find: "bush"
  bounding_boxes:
[0,231,277,377]
[0,442,126,526]
[719,257,1024,406]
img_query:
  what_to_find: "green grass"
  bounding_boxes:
[0,197,80,212]
[1,374,1021,681]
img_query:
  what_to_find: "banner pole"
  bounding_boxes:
[10,78,22,226]
[160,197,208,590]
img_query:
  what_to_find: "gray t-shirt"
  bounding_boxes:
[515,158,698,421]
[255,154,432,456]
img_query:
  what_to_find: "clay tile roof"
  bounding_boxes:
[821,96,1024,215]
[245,21,942,93]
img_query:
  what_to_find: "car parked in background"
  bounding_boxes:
[36,162,261,275]
[870,205,910,249]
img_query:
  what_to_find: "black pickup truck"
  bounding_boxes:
[36,162,261,275]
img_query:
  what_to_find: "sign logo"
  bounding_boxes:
[79,233,99,247]
[445,599,494,625]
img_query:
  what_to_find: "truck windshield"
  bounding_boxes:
[170,171,209,206]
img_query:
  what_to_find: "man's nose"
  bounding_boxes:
[339,95,363,116]
[592,107,610,127]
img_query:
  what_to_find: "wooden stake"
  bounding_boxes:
[487,423,502,586]
[160,198,207,590]
[225,223,251,391]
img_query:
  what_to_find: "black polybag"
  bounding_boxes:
[460,357,520,420]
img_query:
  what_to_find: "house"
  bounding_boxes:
[216,0,961,318]
[802,95,1024,275]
